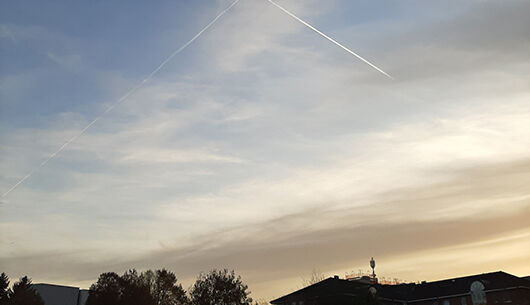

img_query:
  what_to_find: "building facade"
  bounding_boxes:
[32,283,88,305]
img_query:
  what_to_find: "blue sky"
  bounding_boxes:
[1,0,530,300]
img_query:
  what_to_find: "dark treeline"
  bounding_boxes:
[0,273,44,305]
[87,268,253,305]
[1,268,255,305]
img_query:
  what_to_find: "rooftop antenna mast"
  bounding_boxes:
[370,257,376,278]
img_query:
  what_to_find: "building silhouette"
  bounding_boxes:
[32,283,88,305]
[271,271,530,305]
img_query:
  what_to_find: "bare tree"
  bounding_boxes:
[301,269,327,287]
[253,299,269,305]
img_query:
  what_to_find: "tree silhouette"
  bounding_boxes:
[86,272,122,305]
[189,269,252,305]
[87,269,188,305]
[0,273,9,305]
[142,269,188,305]
[7,276,44,305]
[120,270,155,305]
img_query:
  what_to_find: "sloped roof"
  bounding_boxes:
[270,271,530,304]
[377,271,530,302]
[270,276,370,304]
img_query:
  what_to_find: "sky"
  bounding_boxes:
[1,0,530,301]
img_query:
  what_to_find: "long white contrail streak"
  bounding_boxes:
[266,0,393,80]
[1,0,241,198]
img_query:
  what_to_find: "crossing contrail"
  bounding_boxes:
[1,0,241,198]
[266,0,393,79]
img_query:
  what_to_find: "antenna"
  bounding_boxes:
[370,257,376,278]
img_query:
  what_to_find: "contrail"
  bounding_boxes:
[266,0,393,79]
[1,0,241,198]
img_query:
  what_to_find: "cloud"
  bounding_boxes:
[0,25,17,43]
[203,0,338,73]
[120,148,246,164]
[2,19,530,266]
[374,0,530,81]
[46,52,82,71]
[2,158,529,298]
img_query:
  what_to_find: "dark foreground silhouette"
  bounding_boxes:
[1,268,254,305]
[1,273,44,305]
[87,268,252,305]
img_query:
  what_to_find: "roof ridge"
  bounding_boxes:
[416,271,508,285]
[33,283,81,289]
